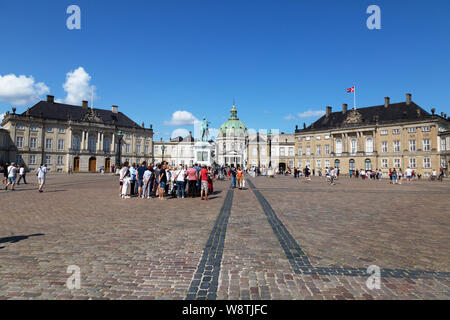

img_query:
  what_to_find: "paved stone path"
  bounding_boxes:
[0,174,448,299]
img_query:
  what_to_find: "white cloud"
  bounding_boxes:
[297,110,325,118]
[284,114,296,120]
[63,67,96,105]
[171,128,190,139]
[0,74,49,106]
[164,110,199,126]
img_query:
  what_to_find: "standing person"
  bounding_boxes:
[175,165,186,199]
[136,161,147,198]
[158,164,167,200]
[37,164,48,193]
[4,162,18,191]
[398,169,403,184]
[200,165,209,200]
[2,163,9,185]
[439,166,445,181]
[329,167,336,185]
[230,166,237,188]
[405,166,413,184]
[17,164,27,185]
[129,164,137,196]
[392,168,398,184]
[236,166,243,189]
[119,162,129,196]
[208,167,214,194]
[187,165,198,198]
[142,165,152,199]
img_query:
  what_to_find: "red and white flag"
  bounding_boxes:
[347,86,355,93]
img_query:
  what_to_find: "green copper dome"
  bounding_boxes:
[219,104,248,134]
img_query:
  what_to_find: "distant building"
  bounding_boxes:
[438,129,450,175]
[0,128,11,165]
[153,132,196,166]
[0,95,154,172]
[294,93,450,177]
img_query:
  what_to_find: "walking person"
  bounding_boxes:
[17,164,27,185]
[4,162,18,191]
[37,163,48,193]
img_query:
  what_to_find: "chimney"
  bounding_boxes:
[445,114,447,118]
[342,103,348,114]
[295,125,298,131]
[384,97,390,108]
[431,108,435,115]
[112,105,118,113]
[82,100,89,109]
[406,93,412,105]
[326,106,332,117]
[441,112,444,117]
[47,95,54,103]
[303,122,306,129]
[416,108,421,118]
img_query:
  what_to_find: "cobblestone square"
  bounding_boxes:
[0,174,448,300]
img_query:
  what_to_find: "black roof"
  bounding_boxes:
[296,101,438,133]
[21,100,142,129]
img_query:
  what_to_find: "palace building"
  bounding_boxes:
[294,93,450,177]
[0,95,154,173]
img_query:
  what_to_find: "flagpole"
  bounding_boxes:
[353,85,356,110]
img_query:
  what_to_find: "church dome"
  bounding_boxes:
[219,104,248,135]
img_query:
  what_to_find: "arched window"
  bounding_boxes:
[351,139,357,154]
[349,159,355,171]
[366,138,373,153]
[88,136,96,153]
[336,140,342,154]
[365,159,372,170]
[73,136,80,151]
[103,137,111,153]
[334,159,341,169]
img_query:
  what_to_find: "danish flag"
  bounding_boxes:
[347,86,355,93]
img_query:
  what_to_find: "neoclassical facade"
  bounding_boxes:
[294,93,450,177]
[216,104,248,168]
[153,132,196,166]
[0,95,153,172]
[247,132,295,170]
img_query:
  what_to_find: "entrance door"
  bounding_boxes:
[89,157,97,172]
[74,157,80,172]
[279,162,286,172]
[105,158,111,172]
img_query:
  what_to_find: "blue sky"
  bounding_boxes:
[1,0,449,140]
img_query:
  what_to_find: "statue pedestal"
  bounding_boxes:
[194,141,214,166]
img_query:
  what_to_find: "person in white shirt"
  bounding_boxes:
[17,165,27,185]
[119,162,130,198]
[405,167,413,183]
[37,164,48,193]
[4,162,18,191]
[175,165,186,198]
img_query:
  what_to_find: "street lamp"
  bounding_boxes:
[161,144,166,162]
[268,129,272,168]
[116,130,124,167]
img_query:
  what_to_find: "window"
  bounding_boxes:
[252,147,257,156]
[46,138,52,149]
[316,160,322,168]
[315,146,321,156]
[288,147,294,156]
[30,126,38,132]
[316,136,321,140]
[392,129,400,135]
[45,156,51,165]
[125,134,131,139]
[297,137,302,142]
[29,155,36,165]
[365,159,372,171]
[335,140,342,154]
[289,160,294,168]
[261,147,266,155]
[16,155,23,165]
[144,145,149,154]
[88,136,96,153]
[381,141,388,153]
[349,159,355,171]
[30,137,37,149]
[325,144,330,155]
[16,136,24,148]
[325,135,330,140]
[409,140,416,152]
[393,141,400,153]
[334,159,340,169]
[325,160,330,168]
[180,147,185,155]
[280,147,285,156]
[423,158,431,168]
[394,158,401,169]
[73,136,80,151]
[136,145,141,153]
[382,159,388,169]
[409,158,417,168]
[16,124,25,130]
[380,130,388,135]
[441,138,447,151]
[298,147,302,156]
[366,138,373,153]
[422,126,430,132]
[350,139,357,154]
[57,156,64,165]
[125,144,130,153]
[306,146,311,155]
[58,128,66,133]
[104,138,111,153]
[408,127,416,133]
[46,127,53,133]
[423,139,430,151]
[441,158,447,168]
[305,136,311,141]
[58,139,65,150]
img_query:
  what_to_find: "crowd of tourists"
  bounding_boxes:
[118,161,247,200]
[1,162,48,192]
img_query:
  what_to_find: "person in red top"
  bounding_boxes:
[200,165,209,200]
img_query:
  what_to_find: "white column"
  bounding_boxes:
[112,133,115,152]
[97,132,101,151]
[81,131,85,150]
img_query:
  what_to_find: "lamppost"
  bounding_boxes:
[161,144,166,163]
[268,129,272,168]
[116,130,123,167]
